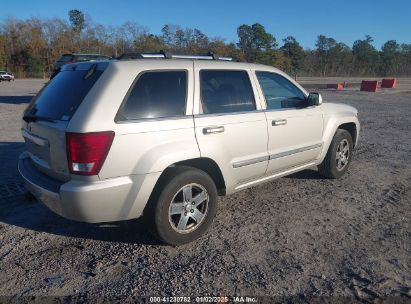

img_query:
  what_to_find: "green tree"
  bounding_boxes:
[237,23,277,63]
[315,35,337,76]
[69,9,85,50]
[161,25,174,47]
[68,9,85,34]
[27,53,44,77]
[399,44,411,75]
[0,34,7,70]
[174,29,186,49]
[329,42,353,76]
[381,40,400,76]
[193,29,209,51]
[281,36,304,76]
[352,35,380,75]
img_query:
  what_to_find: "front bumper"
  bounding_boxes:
[18,153,156,223]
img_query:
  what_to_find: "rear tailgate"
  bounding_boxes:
[22,62,107,181]
[22,120,70,181]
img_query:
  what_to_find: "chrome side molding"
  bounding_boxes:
[269,143,323,160]
[232,143,323,168]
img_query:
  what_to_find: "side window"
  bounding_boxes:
[256,72,307,110]
[119,71,187,120]
[200,70,256,114]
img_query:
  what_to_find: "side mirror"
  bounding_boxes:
[307,92,323,106]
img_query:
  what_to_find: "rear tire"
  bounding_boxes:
[144,166,218,246]
[319,129,353,179]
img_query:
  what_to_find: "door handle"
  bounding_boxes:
[272,119,287,126]
[203,126,225,134]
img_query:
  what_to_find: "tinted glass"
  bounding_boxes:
[200,70,256,114]
[120,71,187,120]
[75,55,96,62]
[95,55,110,60]
[25,69,103,120]
[58,55,73,62]
[256,72,307,109]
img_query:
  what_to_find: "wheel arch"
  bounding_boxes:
[152,157,226,197]
[174,158,226,196]
[338,122,357,148]
[319,116,360,163]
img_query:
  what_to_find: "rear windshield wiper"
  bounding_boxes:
[23,114,56,123]
[84,63,97,80]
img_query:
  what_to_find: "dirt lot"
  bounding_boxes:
[0,79,410,302]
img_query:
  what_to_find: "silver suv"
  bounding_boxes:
[19,52,360,245]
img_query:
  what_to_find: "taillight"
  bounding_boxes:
[67,60,76,64]
[66,131,115,176]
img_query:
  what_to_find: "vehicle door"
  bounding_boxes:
[253,71,324,173]
[193,62,269,187]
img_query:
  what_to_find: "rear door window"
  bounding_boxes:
[200,70,256,114]
[25,68,103,121]
[118,71,187,121]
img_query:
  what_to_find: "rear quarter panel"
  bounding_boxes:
[67,60,200,179]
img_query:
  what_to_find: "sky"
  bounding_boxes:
[1,0,410,49]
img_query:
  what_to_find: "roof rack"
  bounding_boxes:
[117,50,233,61]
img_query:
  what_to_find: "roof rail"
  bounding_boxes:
[117,50,233,61]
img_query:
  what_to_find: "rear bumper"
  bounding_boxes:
[18,153,158,223]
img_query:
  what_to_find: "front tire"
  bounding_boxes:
[319,129,353,179]
[144,166,218,246]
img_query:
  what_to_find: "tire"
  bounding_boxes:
[144,166,218,245]
[319,129,353,179]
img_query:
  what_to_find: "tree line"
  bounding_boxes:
[0,9,410,78]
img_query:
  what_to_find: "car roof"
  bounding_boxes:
[110,58,284,74]
[70,58,287,76]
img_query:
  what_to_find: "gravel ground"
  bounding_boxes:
[0,79,410,302]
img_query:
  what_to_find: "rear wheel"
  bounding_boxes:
[319,129,353,179]
[144,166,218,245]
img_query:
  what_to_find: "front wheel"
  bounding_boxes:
[319,129,353,179]
[144,166,218,245]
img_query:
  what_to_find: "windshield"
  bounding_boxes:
[24,68,103,121]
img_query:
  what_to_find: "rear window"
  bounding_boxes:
[117,71,187,121]
[94,55,110,60]
[58,55,73,62]
[25,69,103,121]
[75,55,96,62]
